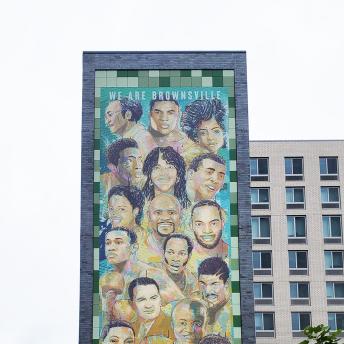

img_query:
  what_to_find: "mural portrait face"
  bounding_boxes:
[150,101,179,135]
[104,326,135,344]
[105,100,128,134]
[108,195,138,229]
[198,274,227,309]
[117,147,143,183]
[132,284,161,321]
[191,158,226,200]
[105,230,132,265]
[173,301,207,344]
[197,117,224,154]
[192,205,224,249]
[148,194,181,237]
[164,237,189,274]
[151,153,178,194]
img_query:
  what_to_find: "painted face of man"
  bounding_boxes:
[150,101,179,135]
[105,101,128,134]
[108,195,137,229]
[133,284,161,321]
[105,230,132,265]
[104,326,135,344]
[197,117,224,153]
[192,205,224,249]
[148,194,181,237]
[198,274,227,309]
[164,238,189,274]
[191,158,226,200]
[151,153,177,194]
[173,303,207,344]
[117,147,143,183]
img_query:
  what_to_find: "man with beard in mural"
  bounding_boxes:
[147,93,192,154]
[171,298,208,344]
[129,277,175,344]
[187,153,226,202]
[138,193,182,264]
[101,138,145,196]
[101,226,184,304]
[188,200,229,272]
[197,257,232,338]
[157,233,197,298]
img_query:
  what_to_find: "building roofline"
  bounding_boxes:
[83,50,246,55]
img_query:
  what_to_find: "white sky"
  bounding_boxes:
[0,0,343,343]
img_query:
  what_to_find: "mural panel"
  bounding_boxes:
[93,70,241,344]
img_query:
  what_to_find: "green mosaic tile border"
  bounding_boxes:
[93,70,241,343]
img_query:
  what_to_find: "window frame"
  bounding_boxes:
[251,216,271,243]
[254,282,273,300]
[320,157,339,180]
[327,282,344,299]
[288,250,308,274]
[250,157,269,181]
[251,187,270,209]
[291,312,311,333]
[324,250,344,271]
[286,187,305,209]
[285,157,304,180]
[287,215,307,239]
[323,215,342,243]
[321,186,341,209]
[328,312,344,331]
[253,251,272,275]
[255,312,275,336]
[290,282,310,300]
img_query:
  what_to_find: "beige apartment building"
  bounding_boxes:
[250,140,344,343]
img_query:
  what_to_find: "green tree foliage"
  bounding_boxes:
[299,324,342,344]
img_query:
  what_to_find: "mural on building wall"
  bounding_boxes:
[93,71,240,344]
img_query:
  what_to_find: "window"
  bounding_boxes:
[325,251,344,274]
[251,188,270,209]
[286,187,305,209]
[285,157,303,180]
[253,251,272,275]
[292,312,311,334]
[327,282,344,305]
[290,282,310,305]
[250,158,269,181]
[255,312,275,337]
[320,157,338,180]
[254,283,273,304]
[323,216,342,243]
[252,217,271,243]
[288,216,306,243]
[321,187,340,208]
[328,313,344,331]
[289,251,308,275]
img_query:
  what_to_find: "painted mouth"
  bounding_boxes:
[206,184,216,191]
[206,294,218,302]
[201,234,215,242]
[111,216,122,224]
[144,309,155,314]
[168,264,181,272]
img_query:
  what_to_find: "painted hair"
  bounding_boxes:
[199,334,231,344]
[119,97,143,122]
[149,92,179,112]
[99,226,137,261]
[108,185,144,225]
[191,199,223,221]
[142,146,190,208]
[198,257,230,284]
[128,277,160,301]
[181,98,226,142]
[189,153,225,172]
[163,233,193,256]
[100,320,135,341]
[106,138,138,166]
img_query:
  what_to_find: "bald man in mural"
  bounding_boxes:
[138,193,183,264]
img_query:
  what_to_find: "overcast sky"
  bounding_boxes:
[0,0,343,343]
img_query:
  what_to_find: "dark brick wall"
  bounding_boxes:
[80,52,255,343]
